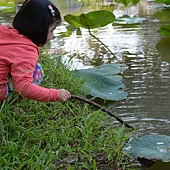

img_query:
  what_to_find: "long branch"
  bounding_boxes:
[71,95,134,130]
[88,29,115,56]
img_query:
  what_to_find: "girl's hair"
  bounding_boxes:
[13,0,61,46]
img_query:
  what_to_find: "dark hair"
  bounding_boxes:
[13,0,61,46]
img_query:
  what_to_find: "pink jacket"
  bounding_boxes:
[0,26,58,102]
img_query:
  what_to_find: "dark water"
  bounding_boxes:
[1,1,170,169]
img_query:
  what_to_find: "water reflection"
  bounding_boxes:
[53,0,170,137]
[0,0,170,138]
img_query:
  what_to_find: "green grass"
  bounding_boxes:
[0,51,134,170]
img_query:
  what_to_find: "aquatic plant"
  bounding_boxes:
[74,63,128,101]
[123,134,170,168]
[64,10,115,56]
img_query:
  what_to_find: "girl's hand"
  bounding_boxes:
[57,89,71,102]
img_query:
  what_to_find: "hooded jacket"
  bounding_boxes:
[0,26,58,102]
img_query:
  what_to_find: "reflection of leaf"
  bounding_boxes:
[74,64,128,101]
[123,134,170,162]
[64,10,115,29]
[156,37,170,62]
[154,9,170,21]
[100,4,115,12]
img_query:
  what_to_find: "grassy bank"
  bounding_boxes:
[0,51,134,170]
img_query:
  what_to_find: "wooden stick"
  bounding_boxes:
[71,95,135,130]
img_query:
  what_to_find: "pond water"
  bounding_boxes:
[1,1,170,168]
[53,0,170,138]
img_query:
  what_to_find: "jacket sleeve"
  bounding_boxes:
[10,44,59,102]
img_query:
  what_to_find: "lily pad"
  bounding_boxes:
[114,16,146,25]
[74,63,128,101]
[155,0,170,6]
[123,134,170,162]
[82,63,128,75]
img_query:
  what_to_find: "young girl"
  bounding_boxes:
[0,0,71,102]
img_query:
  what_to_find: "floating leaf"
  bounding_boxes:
[123,134,170,162]
[74,63,128,101]
[64,10,115,29]
[114,16,146,25]
[83,63,128,75]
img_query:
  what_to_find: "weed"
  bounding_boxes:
[0,51,134,170]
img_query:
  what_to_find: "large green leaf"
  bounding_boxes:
[64,15,83,28]
[123,134,170,162]
[131,0,140,5]
[74,64,128,101]
[64,10,115,29]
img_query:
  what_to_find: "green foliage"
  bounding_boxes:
[64,10,115,29]
[114,16,146,25]
[74,63,128,101]
[154,9,170,37]
[115,0,131,7]
[0,52,133,169]
[156,37,170,62]
[123,134,170,162]
[64,10,115,56]
[156,24,170,36]
[86,63,128,75]
[131,0,140,5]
[154,0,170,6]
[0,0,15,13]
[154,9,170,21]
